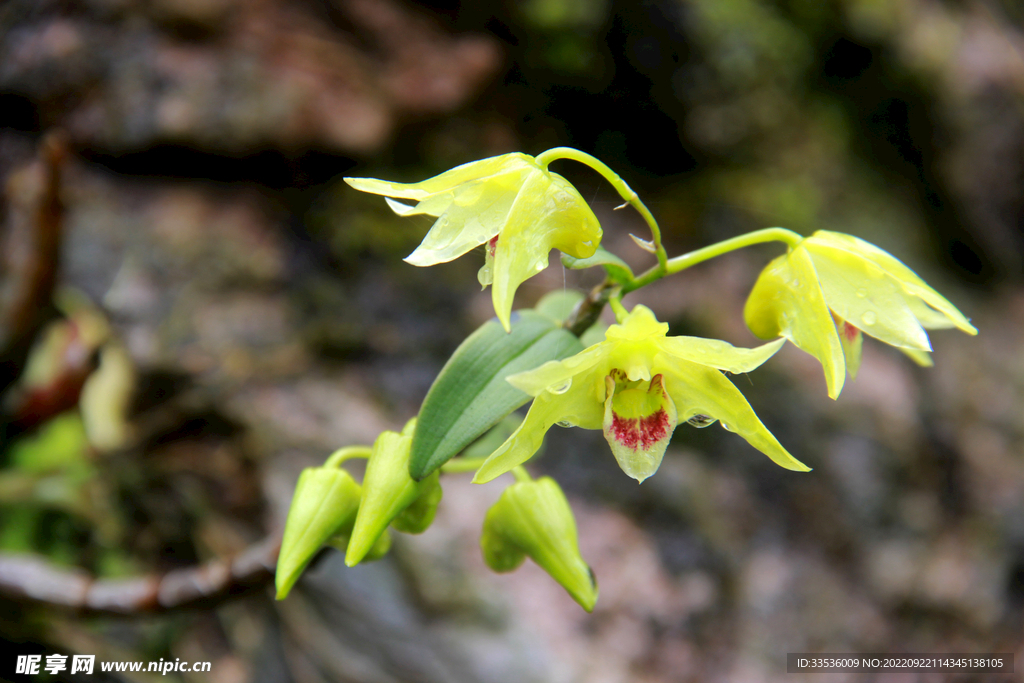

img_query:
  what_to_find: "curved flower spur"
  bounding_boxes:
[473,305,809,484]
[344,153,602,332]
[744,230,978,399]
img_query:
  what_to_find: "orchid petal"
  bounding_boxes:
[744,247,846,399]
[604,305,669,341]
[347,152,602,329]
[659,356,810,472]
[506,343,608,397]
[602,374,678,483]
[808,231,976,335]
[473,383,603,484]
[344,153,533,200]
[834,315,864,380]
[404,170,528,266]
[656,336,785,374]
[806,243,931,352]
[899,347,934,367]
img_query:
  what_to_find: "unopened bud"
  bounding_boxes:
[346,420,443,566]
[276,467,361,599]
[481,476,597,611]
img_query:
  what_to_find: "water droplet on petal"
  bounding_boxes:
[861,311,877,326]
[855,288,867,298]
[687,414,717,428]
[720,422,734,432]
[555,420,574,428]
[549,379,572,394]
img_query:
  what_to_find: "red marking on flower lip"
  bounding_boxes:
[611,409,670,451]
[831,313,861,343]
[841,320,860,342]
[487,235,499,258]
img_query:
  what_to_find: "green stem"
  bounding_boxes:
[324,445,372,468]
[440,456,489,474]
[536,147,669,272]
[511,466,533,483]
[608,292,628,323]
[623,227,802,293]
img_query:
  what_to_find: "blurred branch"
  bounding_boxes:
[0,132,66,359]
[566,281,613,337]
[0,535,280,616]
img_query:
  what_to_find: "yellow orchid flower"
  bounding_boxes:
[344,153,602,332]
[473,305,808,484]
[744,230,978,399]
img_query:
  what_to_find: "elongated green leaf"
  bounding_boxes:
[534,290,584,324]
[410,311,584,480]
[561,247,634,283]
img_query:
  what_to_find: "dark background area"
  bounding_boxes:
[1,0,1022,681]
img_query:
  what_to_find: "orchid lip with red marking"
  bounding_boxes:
[473,304,808,486]
[609,409,671,450]
[602,372,678,483]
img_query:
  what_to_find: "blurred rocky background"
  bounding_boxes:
[1,0,1022,681]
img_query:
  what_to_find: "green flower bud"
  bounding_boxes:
[345,420,443,566]
[329,524,392,562]
[276,467,361,600]
[391,473,442,534]
[481,476,597,612]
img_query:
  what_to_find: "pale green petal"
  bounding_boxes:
[506,343,608,397]
[656,336,785,374]
[807,243,931,352]
[488,171,560,330]
[543,173,603,259]
[385,193,452,218]
[384,197,418,216]
[605,305,669,342]
[834,315,864,380]
[477,250,494,288]
[744,247,846,399]
[344,176,431,201]
[808,231,977,335]
[344,153,534,200]
[899,347,934,367]
[404,169,530,266]
[487,171,602,330]
[660,357,810,472]
[905,295,958,330]
[473,384,603,484]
